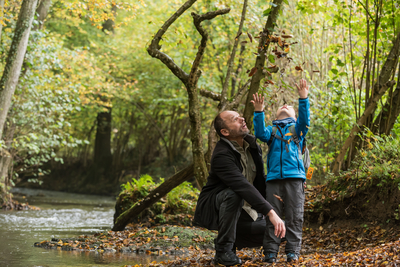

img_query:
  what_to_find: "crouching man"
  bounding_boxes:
[194,110,285,266]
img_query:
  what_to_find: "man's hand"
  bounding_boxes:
[267,209,286,238]
[251,93,265,112]
[295,78,309,98]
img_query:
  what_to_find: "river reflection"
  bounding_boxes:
[0,188,173,267]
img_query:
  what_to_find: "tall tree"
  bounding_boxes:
[242,0,284,128]
[147,0,229,188]
[0,0,38,138]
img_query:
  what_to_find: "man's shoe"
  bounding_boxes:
[286,253,299,262]
[263,252,277,263]
[214,250,242,266]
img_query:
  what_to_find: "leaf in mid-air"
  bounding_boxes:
[249,67,258,77]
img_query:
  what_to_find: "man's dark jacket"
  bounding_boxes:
[194,135,274,230]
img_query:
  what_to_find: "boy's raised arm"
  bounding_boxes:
[295,79,310,138]
[252,93,272,142]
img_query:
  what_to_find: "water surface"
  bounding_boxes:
[0,188,171,267]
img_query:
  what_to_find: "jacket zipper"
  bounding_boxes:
[280,132,283,179]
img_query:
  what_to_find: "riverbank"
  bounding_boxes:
[34,220,400,266]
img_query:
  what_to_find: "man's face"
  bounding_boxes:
[276,104,296,120]
[220,111,249,138]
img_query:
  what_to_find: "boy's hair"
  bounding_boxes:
[213,113,226,138]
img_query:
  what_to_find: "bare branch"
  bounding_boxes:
[220,0,248,109]
[188,8,231,86]
[199,89,221,101]
[147,0,197,86]
[226,79,251,110]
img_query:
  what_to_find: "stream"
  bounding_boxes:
[0,188,172,267]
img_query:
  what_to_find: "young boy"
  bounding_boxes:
[251,78,310,263]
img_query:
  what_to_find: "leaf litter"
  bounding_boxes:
[34,181,400,266]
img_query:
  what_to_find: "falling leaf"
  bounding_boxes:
[278,37,283,47]
[307,167,314,180]
[300,131,303,136]
[284,47,290,53]
[247,32,253,42]
[281,34,294,39]
[273,194,284,202]
[295,65,303,71]
[235,32,242,39]
[241,41,248,44]
[313,70,320,72]
[285,133,293,136]
[249,67,258,77]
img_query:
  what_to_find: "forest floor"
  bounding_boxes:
[34,219,400,266]
[32,175,400,266]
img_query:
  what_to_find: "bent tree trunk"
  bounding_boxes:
[372,64,400,135]
[346,31,400,165]
[0,0,38,138]
[332,79,396,175]
[112,164,194,231]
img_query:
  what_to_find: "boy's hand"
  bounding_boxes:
[251,93,265,112]
[295,78,309,98]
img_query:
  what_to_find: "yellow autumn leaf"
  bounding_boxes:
[285,133,293,136]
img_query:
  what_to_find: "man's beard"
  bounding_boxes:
[229,128,249,138]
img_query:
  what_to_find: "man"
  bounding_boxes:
[194,110,285,266]
[251,78,310,263]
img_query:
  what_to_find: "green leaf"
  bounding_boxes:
[263,8,271,17]
[268,54,275,63]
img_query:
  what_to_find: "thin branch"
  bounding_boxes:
[147,0,197,86]
[220,0,248,109]
[357,0,375,23]
[226,79,251,110]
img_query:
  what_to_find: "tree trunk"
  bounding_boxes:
[147,0,229,188]
[242,0,284,128]
[94,109,113,171]
[0,0,38,138]
[332,79,396,175]
[372,64,400,135]
[345,31,400,166]
[112,164,194,231]
[33,0,52,30]
[0,149,12,204]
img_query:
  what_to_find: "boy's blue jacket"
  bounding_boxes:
[253,98,310,182]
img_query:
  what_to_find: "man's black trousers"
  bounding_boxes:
[215,188,266,252]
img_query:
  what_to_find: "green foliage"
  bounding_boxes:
[117,174,199,225]
[326,130,400,196]
[121,174,156,197]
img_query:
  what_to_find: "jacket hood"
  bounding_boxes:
[272,117,296,128]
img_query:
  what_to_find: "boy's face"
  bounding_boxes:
[276,104,296,120]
